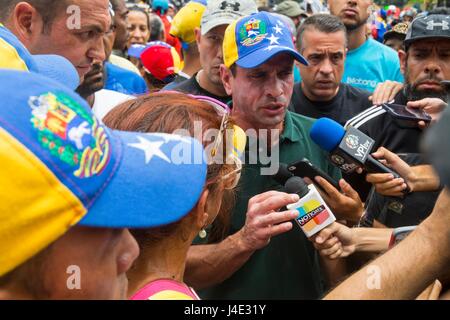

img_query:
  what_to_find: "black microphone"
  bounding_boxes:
[272,163,294,186]
[310,118,410,193]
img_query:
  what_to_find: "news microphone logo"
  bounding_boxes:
[295,199,331,233]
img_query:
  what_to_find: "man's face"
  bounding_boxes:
[401,39,450,101]
[196,25,227,86]
[328,0,372,31]
[299,29,346,101]
[113,0,129,51]
[127,10,150,48]
[222,53,295,130]
[29,0,111,80]
[36,226,139,299]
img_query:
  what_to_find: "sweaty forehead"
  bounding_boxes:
[74,0,111,30]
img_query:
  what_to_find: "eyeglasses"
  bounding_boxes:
[187,94,245,190]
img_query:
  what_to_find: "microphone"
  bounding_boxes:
[272,163,294,186]
[285,176,336,238]
[310,118,405,179]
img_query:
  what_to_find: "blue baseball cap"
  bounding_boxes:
[0,24,79,90]
[0,70,208,276]
[223,11,308,68]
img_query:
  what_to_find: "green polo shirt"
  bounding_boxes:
[199,111,341,300]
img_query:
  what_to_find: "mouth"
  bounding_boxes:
[342,8,358,17]
[261,104,285,116]
[417,81,443,91]
[316,80,335,88]
[77,65,92,75]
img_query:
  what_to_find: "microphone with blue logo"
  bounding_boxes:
[309,118,410,193]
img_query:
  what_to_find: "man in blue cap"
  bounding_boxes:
[185,11,362,299]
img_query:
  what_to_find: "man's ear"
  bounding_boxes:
[194,27,202,46]
[220,64,233,96]
[398,49,407,76]
[194,189,210,230]
[10,2,43,46]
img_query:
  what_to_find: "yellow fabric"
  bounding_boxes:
[170,47,182,74]
[148,290,195,300]
[232,125,247,158]
[223,20,239,68]
[170,2,205,44]
[0,37,29,71]
[0,128,86,276]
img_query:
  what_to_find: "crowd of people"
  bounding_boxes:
[0,0,450,301]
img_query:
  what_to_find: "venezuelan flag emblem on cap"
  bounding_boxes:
[223,12,308,68]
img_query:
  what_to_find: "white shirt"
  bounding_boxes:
[92,89,135,120]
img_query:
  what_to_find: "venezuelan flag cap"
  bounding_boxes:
[223,11,308,68]
[0,25,79,90]
[170,0,206,44]
[0,70,208,277]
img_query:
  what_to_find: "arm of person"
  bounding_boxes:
[366,147,441,196]
[369,81,404,105]
[324,189,450,299]
[184,191,300,289]
[311,222,393,260]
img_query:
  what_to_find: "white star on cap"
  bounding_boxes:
[128,136,171,164]
[264,45,280,51]
[267,33,280,45]
[149,132,192,144]
[273,24,283,34]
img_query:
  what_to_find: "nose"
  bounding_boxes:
[266,77,284,98]
[424,60,442,77]
[117,229,140,275]
[130,28,143,41]
[88,37,106,63]
[319,58,333,75]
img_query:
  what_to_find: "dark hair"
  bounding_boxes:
[296,14,347,51]
[103,93,237,245]
[0,0,68,33]
[129,5,151,32]
[109,0,123,11]
[150,13,165,41]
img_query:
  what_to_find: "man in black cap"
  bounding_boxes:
[346,10,450,155]
[344,10,450,228]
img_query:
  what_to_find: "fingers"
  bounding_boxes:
[366,173,396,184]
[314,223,339,244]
[268,221,294,238]
[314,176,340,197]
[339,179,359,200]
[250,193,299,216]
[256,210,299,228]
[371,81,403,105]
[249,191,298,208]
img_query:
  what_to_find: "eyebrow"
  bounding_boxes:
[80,24,107,33]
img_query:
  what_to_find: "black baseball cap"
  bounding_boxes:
[404,14,450,49]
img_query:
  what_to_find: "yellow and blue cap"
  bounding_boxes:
[223,11,308,68]
[0,24,79,90]
[0,70,208,276]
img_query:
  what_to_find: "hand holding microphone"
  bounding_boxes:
[309,118,410,193]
